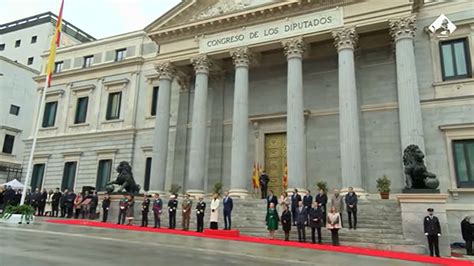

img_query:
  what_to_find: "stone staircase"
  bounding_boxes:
[108,197,426,254]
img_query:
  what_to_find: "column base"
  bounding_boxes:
[186,189,205,199]
[229,189,249,199]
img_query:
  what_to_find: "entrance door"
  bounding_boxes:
[264,133,287,196]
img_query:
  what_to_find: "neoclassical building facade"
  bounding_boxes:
[25,0,473,240]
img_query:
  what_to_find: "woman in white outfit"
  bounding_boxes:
[210,193,220,229]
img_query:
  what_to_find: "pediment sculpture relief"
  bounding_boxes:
[192,0,279,21]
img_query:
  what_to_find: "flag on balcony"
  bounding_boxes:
[282,163,288,190]
[252,163,260,189]
[45,0,64,88]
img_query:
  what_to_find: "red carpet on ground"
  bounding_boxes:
[46,219,472,266]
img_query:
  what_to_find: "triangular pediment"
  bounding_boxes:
[145,0,284,33]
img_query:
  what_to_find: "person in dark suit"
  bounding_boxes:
[259,171,270,199]
[295,201,308,242]
[89,191,99,219]
[101,194,111,222]
[266,190,278,210]
[168,194,178,229]
[303,190,313,212]
[309,202,324,244]
[345,187,358,230]
[51,188,61,217]
[141,194,150,227]
[59,189,68,217]
[291,189,302,225]
[152,193,163,228]
[223,191,233,230]
[65,190,75,218]
[39,188,48,216]
[281,203,292,241]
[424,208,441,257]
[196,196,206,233]
[315,189,328,224]
[461,216,472,256]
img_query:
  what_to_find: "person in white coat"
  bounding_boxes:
[210,193,220,230]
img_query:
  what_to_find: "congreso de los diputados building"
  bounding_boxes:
[20,0,473,252]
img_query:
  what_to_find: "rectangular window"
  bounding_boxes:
[74,97,89,124]
[83,55,93,68]
[27,57,34,65]
[2,134,15,154]
[144,157,152,191]
[106,92,122,120]
[9,105,20,115]
[31,164,45,191]
[0,44,5,51]
[151,86,159,116]
[115,48,126,62]
[61,161,77,191]
[31,36,37,44]
[96,159,112,191]
[42,101,58,128]
[453,140,474,188]
[54,61,64,73]
[440,38,472,81]
[15,40,21,48]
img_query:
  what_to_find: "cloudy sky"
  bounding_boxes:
[1,0,182,39]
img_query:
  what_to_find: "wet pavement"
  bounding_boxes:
[0,221,433,266]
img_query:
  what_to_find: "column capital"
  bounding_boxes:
[282,36,306,59]
[389,15,417,42]
[230,47,252,68]
[332,27,358,51]
[154,61,176,80]
[191,54,212,74]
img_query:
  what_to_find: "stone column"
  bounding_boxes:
[186,55,211,196]
[332,27,363,190]
[229,47,252,198]
[150,62,175,193]
[282,37,307,192]
[389,15,425,153]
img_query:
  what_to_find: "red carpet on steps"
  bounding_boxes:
[46,219,472,266]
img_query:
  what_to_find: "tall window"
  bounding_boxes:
[27,57,34,65]
[54,61,64,73]
[151,86,159,116]
[31,36,37,44]
[61,162,77,191]
[96,159,112,191]
[31,164,45,191]
[10,105,20,115]
[15,40,21,48]
[42,101,58,128]
[115,48,126,62]
[2,134,15,154]
[83,55,93,68]
[106,92,121,120]
[440,38,472,81]
[453,140,474,188]
[0,44,5,51]
[144,157,152,191]
[74,97,89,124]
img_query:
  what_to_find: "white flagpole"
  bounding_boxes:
[20,75,50,206]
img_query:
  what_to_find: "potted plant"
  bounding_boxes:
[316,181,328,193]
[169,183,182,197]
[1,205,35,224]
[376,175,391,199]
[213,182,223,196]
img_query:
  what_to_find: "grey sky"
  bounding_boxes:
[1,0,182,39]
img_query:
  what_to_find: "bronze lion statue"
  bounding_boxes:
[403,145,439,189]
[106,161,141,194]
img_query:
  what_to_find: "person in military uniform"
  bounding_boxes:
[281,203,292,241]
[101,193,111,222]
[424,208,441,257]
[196,196,206,232]
[141,194,150,227]
[168,194,178,229]
[309,202,324,244]
[259,171,270,199]
[117,194,129,225]
[181,194,193,231]
[152,193,163,228]
[51,188,62,217]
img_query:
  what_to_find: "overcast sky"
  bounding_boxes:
[1,0,182,39]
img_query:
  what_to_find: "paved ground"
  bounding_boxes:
[0,222,434,266]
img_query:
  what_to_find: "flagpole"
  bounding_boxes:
[20,75,50,206]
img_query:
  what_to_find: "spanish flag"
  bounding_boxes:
[45,0,64,88]
[252,163,260,189]
[282,163,288,190]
